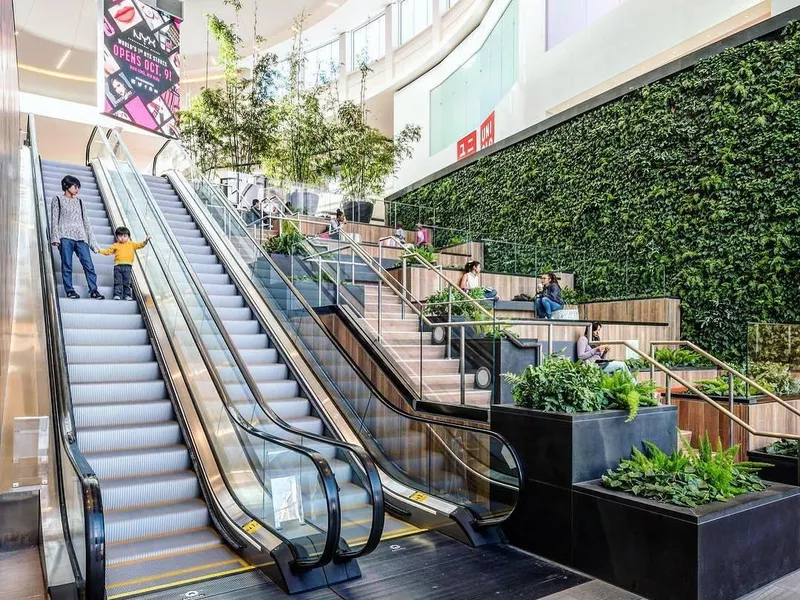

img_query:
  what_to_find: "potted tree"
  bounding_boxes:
[333,60,420,223]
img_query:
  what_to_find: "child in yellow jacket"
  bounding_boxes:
[99,227,151,300]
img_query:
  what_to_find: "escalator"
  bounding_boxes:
[29,118,380,599]
[139,173,420,546]
[147,143,524,547]
[42,160,239,595]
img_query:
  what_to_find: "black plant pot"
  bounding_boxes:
[287,190,319,216]
[747,448,800,486]
[342,199,374,223]
[572,480,800,600]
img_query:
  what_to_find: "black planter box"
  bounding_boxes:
[492,404,677,564]
[492,404,678,488]
[748,448,800,486]
[572,480,800,600]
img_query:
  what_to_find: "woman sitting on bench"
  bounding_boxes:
[577,322,630,375]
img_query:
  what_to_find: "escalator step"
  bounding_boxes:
[74,400,173,428]
[64,327,150,346]
[62,313,144,330]
[106,528,222,566]
[66,344,155,364]
[77,421,182,453]
[87,445,191,480]
[102,471,200,511]
[71,380,166,403]
[69,361,161,383]
[105,500,210,544]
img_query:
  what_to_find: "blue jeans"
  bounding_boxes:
[59,238,98,294]
[535,297,563,319]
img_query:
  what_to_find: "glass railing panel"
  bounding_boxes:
[159,156,520,522]
[90,147,341,562]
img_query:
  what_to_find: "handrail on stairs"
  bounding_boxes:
[599,340,800,443]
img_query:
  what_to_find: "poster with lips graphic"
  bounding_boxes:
[100,0,181,138]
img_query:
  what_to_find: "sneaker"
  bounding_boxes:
[124,297,134,302]
[113,296,121,301]
[66,291,79,299]
[90,291,105,300]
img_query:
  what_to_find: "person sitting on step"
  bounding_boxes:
[577,322,630,375]
[98,227,151,301]
[535,272,564,319]
[459,260,498,299]
[50,175,104,300]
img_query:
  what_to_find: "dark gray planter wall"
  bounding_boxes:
[572,481,800,600]
[747,449,800,486]
[492,404,677,564]
[492,404,678,487]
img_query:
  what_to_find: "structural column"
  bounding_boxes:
[384,4,395,81]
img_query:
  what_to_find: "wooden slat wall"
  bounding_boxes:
[634,369,720,388]
[397,267,575,302]
[580,298,681,340]
[748,398,800,451]
[670,397,750,460]
[492,306,673,361]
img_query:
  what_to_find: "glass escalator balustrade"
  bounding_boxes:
[139,174,409,549]
[149,145,521,530]
[40,160,244,597]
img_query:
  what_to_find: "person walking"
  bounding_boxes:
[51,175,104,299]
[98,227,151,300]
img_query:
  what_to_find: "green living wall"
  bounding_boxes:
[394,22,800,362]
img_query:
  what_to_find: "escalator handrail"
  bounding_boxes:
[159,171,386,556]
[30,114,105,598]
[89,127,345,569]
[131,134,384,561]
[153,142,526,525]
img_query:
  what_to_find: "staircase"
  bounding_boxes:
[142,174,419,545]
[41,160,244,597]
[358,282,493,407]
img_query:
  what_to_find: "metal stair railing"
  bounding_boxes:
[602,340,800,443]
[649,340,800,446]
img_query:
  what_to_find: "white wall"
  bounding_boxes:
[393,0,799,191]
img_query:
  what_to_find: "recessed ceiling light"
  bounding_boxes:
[326,1,340,6]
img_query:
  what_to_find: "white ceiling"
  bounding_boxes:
[13,0,337,59]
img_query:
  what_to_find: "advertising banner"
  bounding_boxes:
[456,131,478,161]
[100,0,181,137]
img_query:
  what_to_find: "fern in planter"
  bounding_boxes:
[602,433,769,507]
[394,245,438,268]
[264,230,307,255]
[504,356,660,421]
[600,370,658,422]
[626,348,714,371]
[749,362,800,396]
[423,287,486,320]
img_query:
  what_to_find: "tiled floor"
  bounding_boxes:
[539,567,800,600]
[0,548,46,600]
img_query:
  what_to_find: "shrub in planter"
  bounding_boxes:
[765,438,800,456]
[395,245,438,268]
[626,347,713,371]
[423,287,485,319]
[602,433,768,507]
[749,361,800,395]
[504,355,658,421]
